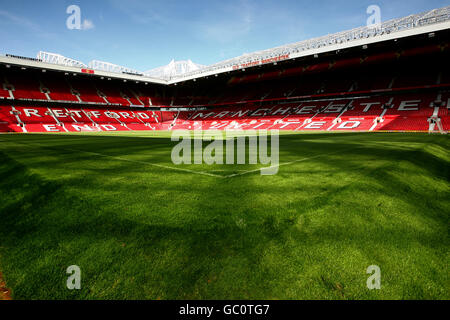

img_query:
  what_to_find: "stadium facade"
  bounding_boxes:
[0,6,449,133]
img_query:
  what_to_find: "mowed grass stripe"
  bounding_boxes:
[0,137,223,178]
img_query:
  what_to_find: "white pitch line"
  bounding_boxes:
[0,139,223,178]
[65,148,225,178]
[206,169,249,172]
[0,138,359,179]
[224,147,356,178]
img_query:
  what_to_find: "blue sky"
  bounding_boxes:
[0,0,448,71]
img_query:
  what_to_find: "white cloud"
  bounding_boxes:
[0,9,56,39]
[0,9,44,33]
[81,19,95,30]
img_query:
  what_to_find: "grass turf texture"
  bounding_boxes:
[0,131,448,300]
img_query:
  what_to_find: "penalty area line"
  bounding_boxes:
[225,147,357,178]
[0,139,359,179]
[0,140,223,178]
[65,148,225,178]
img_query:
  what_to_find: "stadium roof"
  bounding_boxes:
[0,5,449,85]
[144,60,206,79]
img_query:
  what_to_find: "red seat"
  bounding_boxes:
[6,74,47,100]
[378,116,429,131]
[69,79,105,103]
[43,77,79,102]
[15,107,57,124]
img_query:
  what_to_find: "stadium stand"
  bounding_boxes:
[15,106,58,124]
[0,91,447,132]
[0,106,22,132]
[5,73,47,100]
[69,79,107,104]
[39,74,79,102]
[0,85,11,99]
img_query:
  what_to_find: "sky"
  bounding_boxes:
[0,0,448,71]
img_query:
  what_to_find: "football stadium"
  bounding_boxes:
[0,3,449,302]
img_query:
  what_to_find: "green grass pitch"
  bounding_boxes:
[0,131,448,299]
